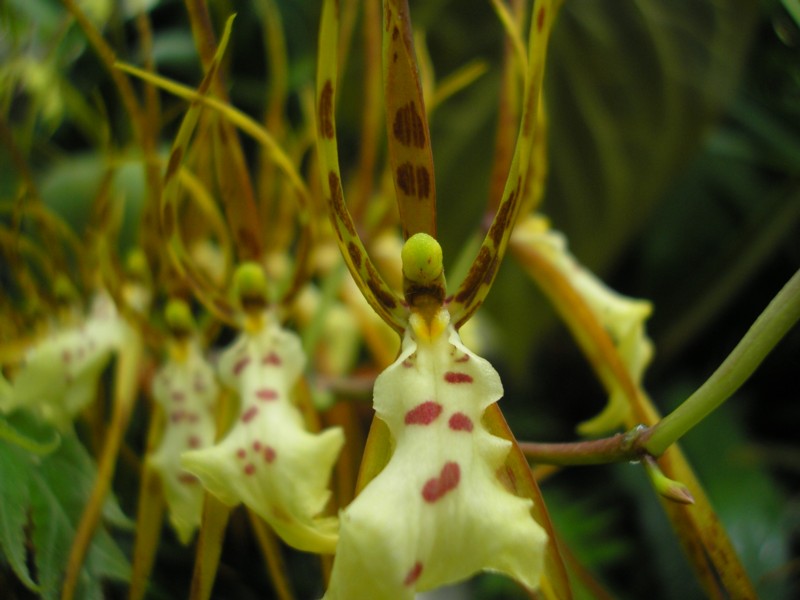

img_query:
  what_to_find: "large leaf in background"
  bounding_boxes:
[0,411,131,599]
[473,0,758,370]
[545,0,758,270]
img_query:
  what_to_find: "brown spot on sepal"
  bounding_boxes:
[347,241,362,269]
[416,166,431,198]
[328,171,355,236]
[165,148,183,183]
[536,6,546,32]
[455,245,492,305]
[236,226,260,261]
[396,163,431,199]
[393,102,426,148]
[319,80,335,139]
[366,261,398,309]
[488,183,519,247]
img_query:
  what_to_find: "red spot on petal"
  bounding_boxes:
[241,406,259,423]
[448,413,474,432]
[404,401,443,425]
[188,435,201,448]
[193,379,206,393]
[62,350,72,364]
[455,354,470,363]
[422,462,461,503]
[236,448,246,459]
[171,391,185,402]
[402,359,414,368]
[255,388,278,401]
[403,561,423,586]
[253,440,262,451]
[264,446,276,463]
[170,410,184,423]
[186,412,200,423]
[261,351,282,366]
[537,6,546,32]
[233,356,251,375]
[444,372,473,384]
[244,463,255,475]
[178,473,198,485]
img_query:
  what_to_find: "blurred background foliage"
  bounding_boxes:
[1,0,799,598]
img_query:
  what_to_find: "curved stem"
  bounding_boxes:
[643,269,800,456]
[62,329,143,600]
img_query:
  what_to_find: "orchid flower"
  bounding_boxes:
[315,0,560,596]
[1,286,126,430]
[148,299,218,545]
[512,214,654,435]
[182,264,345,554]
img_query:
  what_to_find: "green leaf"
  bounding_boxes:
[545,0,758,271]
[0,424,36,590]
[0,411,131,598]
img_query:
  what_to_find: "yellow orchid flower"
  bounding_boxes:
[1,292,125,429]
[325,308,546,598]
[182,312,344,554]
[149,334,218,545]
[513,215,653,434]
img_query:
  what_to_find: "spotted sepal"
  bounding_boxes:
[148,340,218,544]
[1,293,124,429]
[324,316,546,598]
[449,0,558,330]
[181,319,344,554]
[159,16,237,324]
[383,0,437,240]
[317,0,407,334]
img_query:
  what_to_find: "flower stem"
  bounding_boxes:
[642,269,800,456]
[519,426,648,466]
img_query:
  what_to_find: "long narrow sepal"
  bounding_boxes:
[450,0,558,330]
[317,0,407,334]
[383,0,437,239]
[158,16,238,324]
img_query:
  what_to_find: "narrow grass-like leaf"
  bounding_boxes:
[317,0,406,334]
[449,0,558,330]
[129,403,166,600]
[183,0,263,261]
[119,46,315,309]
[62,325,143,600]
[383,0,437,239]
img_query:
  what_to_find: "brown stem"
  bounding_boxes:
[519,427,650,466]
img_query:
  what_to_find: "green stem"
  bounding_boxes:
[643,269,800,456]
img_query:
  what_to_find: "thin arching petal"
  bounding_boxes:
[316,0,407,334]
[450,0,559,330]
[158,16,237,324]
